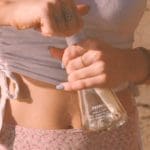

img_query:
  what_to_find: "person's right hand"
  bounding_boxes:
[5,0,89,36]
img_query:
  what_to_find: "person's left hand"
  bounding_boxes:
[50,39,137,91]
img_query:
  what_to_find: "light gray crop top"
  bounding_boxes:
[0,0,146,130]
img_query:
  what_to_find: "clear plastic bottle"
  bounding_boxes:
[77,88,127,131]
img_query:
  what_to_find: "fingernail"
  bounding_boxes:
[61,63,65,69]
[56,84,64,90]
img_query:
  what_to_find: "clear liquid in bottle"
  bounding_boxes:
[78,88,127,132]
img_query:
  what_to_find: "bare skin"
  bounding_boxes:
[4,74,82,129]
[0,0,88,129]
[0,0,89,36]
[1,0,149,130]
[60,39,150,90]
[4,73,135,130]
[4,39,149,130]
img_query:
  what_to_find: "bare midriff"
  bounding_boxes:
[4,73,82,130]
[4,73,135,130]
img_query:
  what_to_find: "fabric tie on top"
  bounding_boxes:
[0,63,19,130]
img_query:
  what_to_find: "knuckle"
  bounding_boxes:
[68,76,73,82]
[85,50,101,63]
[67,59,73,67]
[66,67,71,74]
[65,46,74,57]
[80,81,86,89]
[70,47,77,57]
[101,73,108,84]
[96,74,108,85]
[68,72,78,82]
[95,62,102,70]
[100,61,106,70]
[93,51,102,61]
[68,75,72,82]
[100,60,106,68]
[85,80,93,87]
[67,62,73,73]
[70,82,79,91]
[95,61,105,72]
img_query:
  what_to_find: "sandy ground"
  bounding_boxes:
[134,0,150,149]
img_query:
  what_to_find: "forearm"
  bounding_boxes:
[129,47,150,85]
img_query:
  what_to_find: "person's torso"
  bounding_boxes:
[0,0,146,85]
[1,0,146,131]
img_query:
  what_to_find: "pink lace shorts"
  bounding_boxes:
[0,93,143,150]
[0,114,142,150]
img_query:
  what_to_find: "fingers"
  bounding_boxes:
[65,56,86,73]
[63,49,102,73]
[62,45,87,66]
[67,61,104,81]
[55,0,67,29]
[41,0,87,37]
[11,0,89,37]
[62,40,102,68]
[59,0,80,35]
[49,45,86,64]
[41,0,90,36]
[41,1,70,36]
[58,74,106,91]
[78,49,102,66]
[57,47,106,91]
[55,39,126,91]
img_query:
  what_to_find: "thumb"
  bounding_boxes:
[76,4,90,16]
[49,47,65,60]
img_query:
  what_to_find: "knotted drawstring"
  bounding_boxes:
[0,64,19,131]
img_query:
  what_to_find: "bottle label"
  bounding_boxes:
[89,104,110,121]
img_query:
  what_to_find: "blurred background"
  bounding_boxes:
[134,0,150,149]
